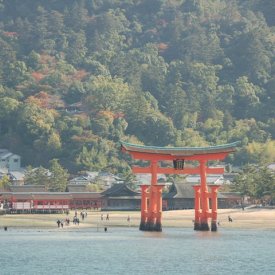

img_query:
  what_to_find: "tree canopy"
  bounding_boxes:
[0,0,274,176]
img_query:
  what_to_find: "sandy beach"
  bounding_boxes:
[0,208,275,230]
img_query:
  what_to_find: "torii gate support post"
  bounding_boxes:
[146,160,157,231]
[209,184,220,232]
[154,185,165,231]
[193,185,201,230]
[145,160,164,232]
[140,185,149,231]
[199,160,210,231]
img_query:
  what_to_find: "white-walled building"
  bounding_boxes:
[0,149,21,171]
[69,171,123,189]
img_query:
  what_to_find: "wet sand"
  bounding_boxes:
[0,208,275,230]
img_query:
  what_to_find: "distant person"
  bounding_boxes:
[228,216,233,222]
[57,220,61,228]
[101,214,103,221]
[106,214,109,221]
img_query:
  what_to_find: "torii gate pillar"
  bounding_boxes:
[199,159,210,230]
[139,160,165,231]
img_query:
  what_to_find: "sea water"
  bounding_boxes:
[0,227,275,275]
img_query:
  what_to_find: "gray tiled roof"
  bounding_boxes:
[164,181,195,199]
[164,181,241,199]
[102,183,140,197]
[10,185,46,192]
[67,184,87,192]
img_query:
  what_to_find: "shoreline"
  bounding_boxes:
[0,208,275,230]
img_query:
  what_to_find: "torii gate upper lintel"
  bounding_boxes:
[121,141,240,232]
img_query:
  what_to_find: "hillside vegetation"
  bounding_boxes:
[0,0,274,175]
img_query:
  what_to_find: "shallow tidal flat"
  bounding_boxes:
[0,208,275,230]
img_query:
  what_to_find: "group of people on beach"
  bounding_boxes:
[56,210,87,227]
[56,212,132,228]
[57,217,75,227]
[101,213,109,221]
[80,211,88,221]
[72,216,80,225]
[56,219,64,228]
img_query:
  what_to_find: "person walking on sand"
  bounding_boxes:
[101,214,103,221]
[57,219,61,228]
[106,214,109,221]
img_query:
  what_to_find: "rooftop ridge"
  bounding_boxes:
[121,141,241,152]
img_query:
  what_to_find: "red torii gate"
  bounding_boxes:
[121,141,239,232]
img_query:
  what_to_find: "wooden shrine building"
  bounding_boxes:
[101,183,141,210]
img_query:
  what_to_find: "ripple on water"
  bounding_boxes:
[0,227,275,274]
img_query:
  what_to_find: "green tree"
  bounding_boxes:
[65,81,86,104]
[232,165,275,200]
[0,175,11,190]
[87,9,130,63]
[5,61,30,86]
[64,1,88,31]
[232,165,257,197]
[254,167,275,199]
[66,31,87,65]
[17,102,55,142]
[176,128,208,147]
[228,13,272,85]
[48,159,69,192]
[24,166,50,187]
[243,141,275,164]
[233,77,262,119]
[84,76,132,113]
[0,97,20,134]
[76,145,108,171]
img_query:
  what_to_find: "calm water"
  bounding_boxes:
[0,227,275,275]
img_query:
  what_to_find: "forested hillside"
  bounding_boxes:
[0,0,274,174]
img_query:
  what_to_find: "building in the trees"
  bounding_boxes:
[0,149,21,171]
